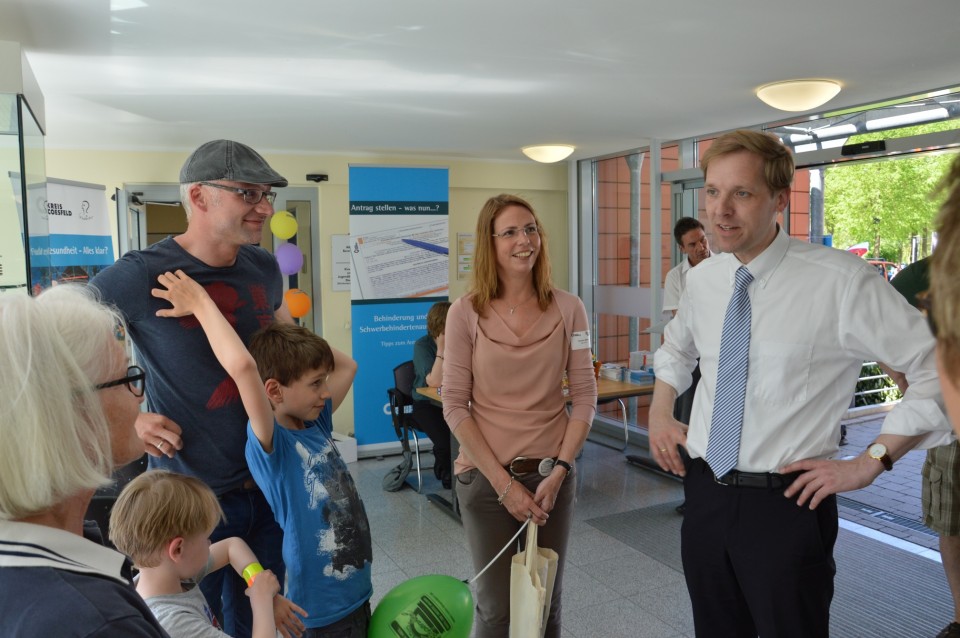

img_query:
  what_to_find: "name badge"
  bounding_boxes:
[571,330,591,350]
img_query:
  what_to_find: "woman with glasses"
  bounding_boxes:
[442,193,597,637]
[931,154,960,432]
[0,285,165,637]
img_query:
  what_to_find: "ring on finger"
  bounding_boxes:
[658,447,667,452]
[156,441,165,451]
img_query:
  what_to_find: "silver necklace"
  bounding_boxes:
[506,293,535,315]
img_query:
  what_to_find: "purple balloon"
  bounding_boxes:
[275,242,304,275]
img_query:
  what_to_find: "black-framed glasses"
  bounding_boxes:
[200,181,277,206]
[917,290,937,338]
[492,224,539,239]
[95,365,146,397]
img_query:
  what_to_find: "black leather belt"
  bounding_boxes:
[714,468,800,489]
[506,457,558,477]
[222,477,258,496]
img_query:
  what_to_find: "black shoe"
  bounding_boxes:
[675,502,686,515]
[936,622,960,638]
[839,436,849,446]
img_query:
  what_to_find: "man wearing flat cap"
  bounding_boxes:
[92,140,299,638]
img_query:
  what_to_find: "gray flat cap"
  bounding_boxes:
[179,139,288,187]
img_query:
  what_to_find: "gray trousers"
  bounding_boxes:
[456,466,576,638]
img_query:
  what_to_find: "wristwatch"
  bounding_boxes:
[867,442,893,471]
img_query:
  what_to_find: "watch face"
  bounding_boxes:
[868,443,886,458]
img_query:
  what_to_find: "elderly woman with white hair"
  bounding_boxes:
[0,285,167,637]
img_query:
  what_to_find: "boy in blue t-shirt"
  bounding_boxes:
[154,270,373,637]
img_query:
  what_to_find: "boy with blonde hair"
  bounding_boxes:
[110,470,305,638]
[153,270,372,637]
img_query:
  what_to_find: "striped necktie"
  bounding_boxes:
[706,266,754,478]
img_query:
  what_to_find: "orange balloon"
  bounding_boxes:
[284,288,311,318]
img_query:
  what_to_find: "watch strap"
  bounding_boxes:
[878,453,893,471]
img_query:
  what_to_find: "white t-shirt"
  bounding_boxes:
[143,557,227,638]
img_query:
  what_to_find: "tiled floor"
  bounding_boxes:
[352,418,946,638]
[357,439,689,638]
[838,412,938,549]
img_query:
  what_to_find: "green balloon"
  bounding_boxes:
[369,574,473,638]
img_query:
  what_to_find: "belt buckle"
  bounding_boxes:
[538,458,555,477]
[714,471,733,487]
[509,457,529,476]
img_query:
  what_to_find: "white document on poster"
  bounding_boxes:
[350,217,448,299]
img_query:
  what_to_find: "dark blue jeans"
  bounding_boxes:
[305,601,371,638]
[199,485,284,638]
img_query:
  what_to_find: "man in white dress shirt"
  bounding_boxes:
[663,216,712,316]
[662,217,712,515]
[649,129,951,638]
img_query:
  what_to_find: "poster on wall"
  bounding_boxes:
[6,176,113,294]
[331,234,351,292]
[349,166,449,448]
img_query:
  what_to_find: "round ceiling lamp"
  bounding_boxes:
[755,79,842,112]
[521,144,575,163]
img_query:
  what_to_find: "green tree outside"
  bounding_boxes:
[823,120,956,263]
[823,120,957,404]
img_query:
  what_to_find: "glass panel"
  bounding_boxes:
[591,144,681,432]
[21,97,49,293]
[821,152,956,263]
[0,94,27,295]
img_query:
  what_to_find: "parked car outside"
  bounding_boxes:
[867,259,899,281]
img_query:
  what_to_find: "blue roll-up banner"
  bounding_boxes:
[349,166,449,447]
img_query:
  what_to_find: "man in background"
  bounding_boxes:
[662,216,712,514]
[663,216,712,317]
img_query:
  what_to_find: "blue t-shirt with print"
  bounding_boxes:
[245,403,373,628]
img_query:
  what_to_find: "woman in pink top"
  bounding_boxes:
[442,194,597,637]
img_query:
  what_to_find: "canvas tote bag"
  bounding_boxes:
[509,519,559,638]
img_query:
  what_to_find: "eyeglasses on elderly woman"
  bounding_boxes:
[94,365,146,397]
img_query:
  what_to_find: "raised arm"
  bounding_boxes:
[151,270,276,452]
[327,347,358,413]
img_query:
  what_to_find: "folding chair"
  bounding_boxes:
[387,360,427,492]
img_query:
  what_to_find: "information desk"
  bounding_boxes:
[590,377,655,451]
[416,377,655,451]
[414,378,654,520]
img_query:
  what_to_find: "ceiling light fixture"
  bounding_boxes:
[756,79,842,112]
[521,144,575,163]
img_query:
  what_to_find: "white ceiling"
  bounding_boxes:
[2,0,959,162]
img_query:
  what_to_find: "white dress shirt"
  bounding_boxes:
[662,257,691,313]
[663,252,714,312]
[655,228,951,473]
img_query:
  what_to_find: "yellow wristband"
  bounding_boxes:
[242,562,264,587]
